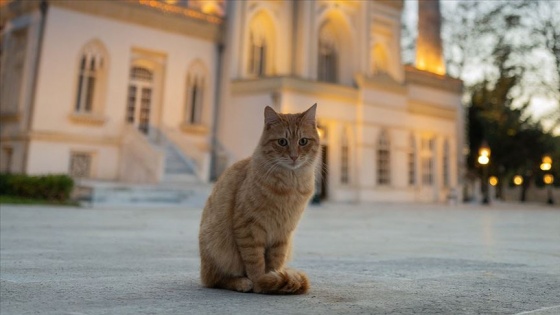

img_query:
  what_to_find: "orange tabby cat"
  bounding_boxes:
[199,104,320,294]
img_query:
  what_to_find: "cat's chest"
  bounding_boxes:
[262,203,304,239]
[265,172,314,196]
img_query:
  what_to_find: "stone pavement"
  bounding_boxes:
[1,202,559,315]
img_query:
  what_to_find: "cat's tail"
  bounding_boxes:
[255,269,309,295]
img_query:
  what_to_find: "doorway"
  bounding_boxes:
[316,144,328,200]
[126,66,153,134]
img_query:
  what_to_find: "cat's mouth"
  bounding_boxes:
[283,159,304,170]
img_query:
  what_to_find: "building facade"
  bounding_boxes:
[0,0,463,203]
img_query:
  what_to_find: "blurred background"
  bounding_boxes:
[0,0,558,207]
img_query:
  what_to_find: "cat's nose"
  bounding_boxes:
[290,155,298,162]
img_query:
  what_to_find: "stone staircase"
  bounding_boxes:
[162,141,199,184]
[73,128,212,207]
[74,180,212,208]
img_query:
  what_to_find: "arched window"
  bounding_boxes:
[185,60,207,125]
[377,129,390,185]
[247,11,275,77]
[421,137,434,185]
[186,74,204,124]
[408,134,416,186]
[340,127,350,185]
[248,31,266,77]
[75,40,107,113]
[443,139,450,187]
[318,22,338,83]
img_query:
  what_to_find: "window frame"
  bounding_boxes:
[377,130,391,185]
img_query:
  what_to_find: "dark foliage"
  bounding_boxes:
[0,173,74,202]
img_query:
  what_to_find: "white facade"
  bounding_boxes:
[0,0,463,203]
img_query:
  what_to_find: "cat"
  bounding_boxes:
[198,104,320,294]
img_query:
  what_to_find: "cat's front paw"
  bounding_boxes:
[235,277,254,293]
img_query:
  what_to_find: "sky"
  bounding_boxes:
[401,0,558,133]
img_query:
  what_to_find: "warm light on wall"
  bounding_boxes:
[416,53,446,75]
[317,126,325,140]
[416,0,446,76]
[544,174,554,185]
[135,0,223,24]
[513,175,523,186]
[489,176,498,186]
[201,1,220,15]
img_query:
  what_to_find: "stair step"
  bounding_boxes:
[74,180,212,207]
[163,173,199,184]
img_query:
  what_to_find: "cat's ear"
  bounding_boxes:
[301,103,317,124]
[264,106,281,127]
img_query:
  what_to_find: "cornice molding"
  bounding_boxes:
[68,113,107,126]
[408,100,457,120]
[28,130,120,146]
[1,0,223,42]
[355,73,407,94]
[405,66,463,93]
[231,76,359,103]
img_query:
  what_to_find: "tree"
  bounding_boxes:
[452,1,560,202]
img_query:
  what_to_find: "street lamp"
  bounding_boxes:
[513,175,523,186]
[478,142,491,204]
[540,155,552,171]
[540,155,554,205]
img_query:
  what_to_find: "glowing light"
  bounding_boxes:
[479,147,490,157]
[317,127,325,140]
[477,155,489,165]
[201,1,221,15]
[489,176,498,186]
[135,0,223,24]
[540,155,552,171]
[544,174,554,185]
[513,175,523,186]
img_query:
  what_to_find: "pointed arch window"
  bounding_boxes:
[247,11,275,77]
[318,22,338,83]
[409,134,416,186]
[340,127,350,185]
[377,129,391,185]
[74,40,107,114]
[248,31,267,77]
[185,61,207,125]
[186,74,204,124]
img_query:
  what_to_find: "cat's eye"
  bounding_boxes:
[277,138,288,146]
[299,138,309,146]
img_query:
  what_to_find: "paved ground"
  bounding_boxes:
[1,202,559,315]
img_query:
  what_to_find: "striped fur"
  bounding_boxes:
[256,269,310,294]
[198,104,320,295]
